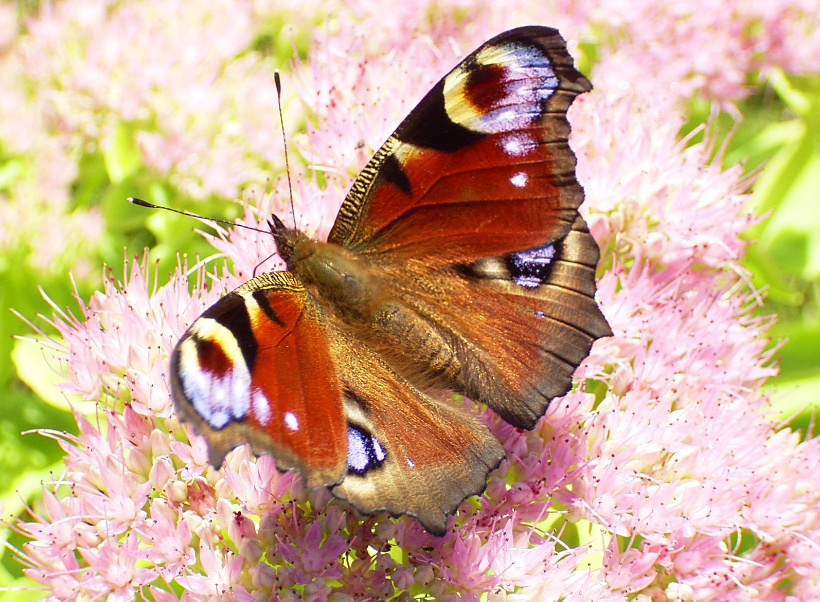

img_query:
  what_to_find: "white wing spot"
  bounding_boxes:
[373,438,386,462]
[510,172,528,188]
[500,133,535,157]
[347,428,368,472]
[535,86,553,100]
[516,84,534,98]
[497,109,516,123]
[253,389,272,426]
[284,412,299,431]
[503,137,523,156]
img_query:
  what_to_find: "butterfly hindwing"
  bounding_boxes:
[356,215,610,430]
[328,327,504,535]
[429,215,612,428]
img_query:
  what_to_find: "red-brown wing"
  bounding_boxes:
[410,216,612,429]
[327,327,504,535]
[366,215,611,431]
[170,26,607,535]
[171,272,505,534]
[328,26,590,263]
[170,271,347,488]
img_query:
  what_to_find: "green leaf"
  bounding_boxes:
[754,137,820,280]
[102,121,142,184]
[0,458,70,590]
[71,149,110,210]
[573,519,608,571]
[0,576,44,602]
[769,320,820,382]
[769,68,815,117]
[0,388,76,502]
[768,374,820,421]
[0,159,24,191]
[733,119,805,167]
[11,339,83,413]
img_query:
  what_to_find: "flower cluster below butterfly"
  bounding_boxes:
[170,25,611,535]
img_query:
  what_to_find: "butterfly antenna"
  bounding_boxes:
[274,70,297,230]
[127,197,270,235]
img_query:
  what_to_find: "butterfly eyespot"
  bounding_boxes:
[446,42,560,136]
[506,243,556,288]
[193,333,233,374]
[347,424,387,475]
[174,330,254,430]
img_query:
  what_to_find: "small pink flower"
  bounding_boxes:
[602,538,659,593]
[78,530,158,600]
[141,499,196,580]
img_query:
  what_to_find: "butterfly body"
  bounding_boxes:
[171,26,611,534]
[276,226,376,313]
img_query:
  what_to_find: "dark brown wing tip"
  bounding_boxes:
[483,25,592,94]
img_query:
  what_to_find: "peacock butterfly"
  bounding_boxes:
[169,25,611,535]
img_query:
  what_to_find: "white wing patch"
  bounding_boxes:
[510,172,528,188]
[346,425,388,475]
[443,42,559,135]
[500,132,538,157]
[253,389,272,426]
[177,318,252,429]
[284,411,300,431]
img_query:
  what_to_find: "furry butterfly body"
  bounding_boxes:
[171,26,611,534]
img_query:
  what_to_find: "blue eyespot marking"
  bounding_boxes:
[347,424,387,475]
[506,243,556,288]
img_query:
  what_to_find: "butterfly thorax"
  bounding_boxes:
[273,222,381,320]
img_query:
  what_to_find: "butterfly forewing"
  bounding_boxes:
[329,26,591,262]
[325,27,609,428]
[171,271,348,488]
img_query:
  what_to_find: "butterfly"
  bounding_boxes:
[170,25,611,535]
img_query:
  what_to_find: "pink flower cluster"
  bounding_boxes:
[567,0,820,105]
[8,0,820,600]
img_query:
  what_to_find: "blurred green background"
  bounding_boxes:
[1,1,819,598]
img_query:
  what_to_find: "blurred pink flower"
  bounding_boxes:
[566,0,820,105]
[3,0,819,277]
[9,1,820,601]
